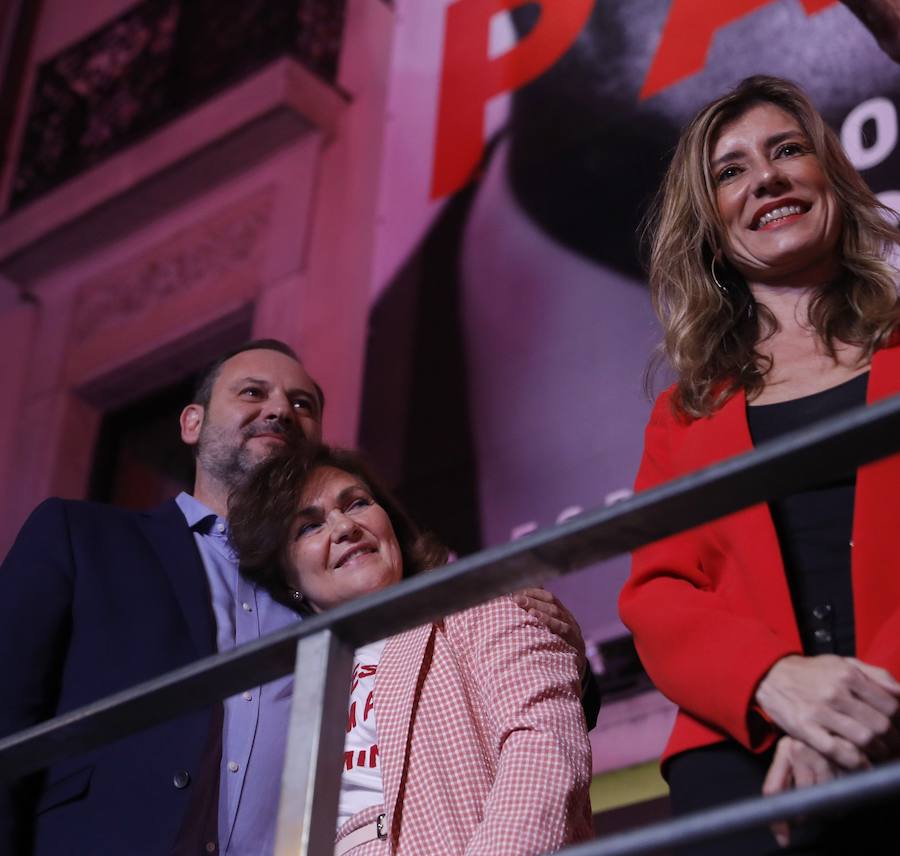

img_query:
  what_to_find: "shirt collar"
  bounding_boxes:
[175,491,224,533]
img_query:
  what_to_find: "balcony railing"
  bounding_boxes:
[11,0,346,209]
[3,393,900,853]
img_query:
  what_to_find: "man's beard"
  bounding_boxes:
[197,421,302,491]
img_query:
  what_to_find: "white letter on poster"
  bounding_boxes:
[841,97,897,170]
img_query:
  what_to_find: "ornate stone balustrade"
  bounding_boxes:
[12,0,345,209]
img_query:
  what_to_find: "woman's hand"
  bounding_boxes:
[514,588,586,658]
[755,655,900,767]
[762,736,842,847]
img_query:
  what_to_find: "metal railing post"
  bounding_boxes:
[274,628,354,856]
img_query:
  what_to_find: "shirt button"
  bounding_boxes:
[814,628,833,644]
[242,691,252,702]
[173,770,191,789]
[242,602,253,612]
[205,843,217,854]
[216,523,226,534]
[227,761,240,773]
[812,604,833,621]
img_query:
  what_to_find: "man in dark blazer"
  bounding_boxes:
[0,339,325,855]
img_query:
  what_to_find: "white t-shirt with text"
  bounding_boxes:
[336,639,386,830]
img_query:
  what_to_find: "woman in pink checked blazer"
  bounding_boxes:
[230,443,594,856]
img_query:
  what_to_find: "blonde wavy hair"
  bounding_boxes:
[646,75,900,418]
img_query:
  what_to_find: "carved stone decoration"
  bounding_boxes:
[73,188,273,342]
[12,0,345,208]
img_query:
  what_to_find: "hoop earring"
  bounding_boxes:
[711,254,755,320]
[710,255,729,296]
[290,589,305,603]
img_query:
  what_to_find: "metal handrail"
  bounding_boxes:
[558,759,900,855]
[4,392,900,851]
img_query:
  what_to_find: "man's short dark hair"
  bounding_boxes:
[192,339,325,412]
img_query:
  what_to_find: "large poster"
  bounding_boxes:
[360,0,900,655]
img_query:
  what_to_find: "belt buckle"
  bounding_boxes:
[376,812,387,841]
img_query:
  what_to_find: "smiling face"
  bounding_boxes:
[710,102,842,288]
[181,348,323,503]
[286,466,403,612]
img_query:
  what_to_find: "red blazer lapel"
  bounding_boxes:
[375,623,434,848]
[681,387,754,465]
[853,344,900,654]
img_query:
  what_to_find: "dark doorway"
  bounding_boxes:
[89,375,197,510]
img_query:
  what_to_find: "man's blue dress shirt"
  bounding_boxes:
[176,493,301,856]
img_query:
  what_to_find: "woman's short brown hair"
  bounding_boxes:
[646,75,900,417]
[228,443,448,611]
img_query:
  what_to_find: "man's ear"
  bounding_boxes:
[180,404,204,447]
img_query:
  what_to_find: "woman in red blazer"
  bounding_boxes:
[229,444,593,856]
[619,76,900,854]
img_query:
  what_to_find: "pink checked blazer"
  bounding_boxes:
[336,595,594,855]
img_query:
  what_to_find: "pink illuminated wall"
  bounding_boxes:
[0,0,394,550]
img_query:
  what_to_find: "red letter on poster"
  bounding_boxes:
[640,0,838,100]
[431,0,593,199]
